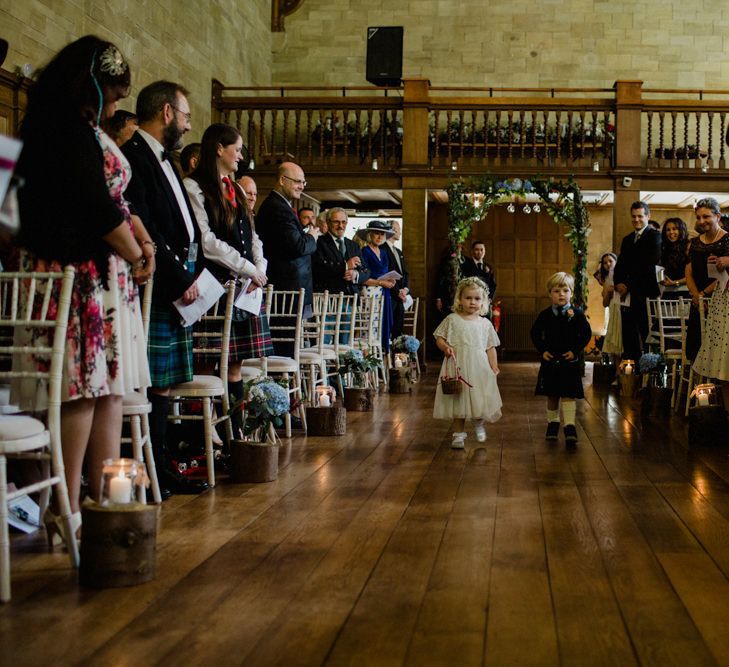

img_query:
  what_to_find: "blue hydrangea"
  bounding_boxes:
[393,335,420,353]
[639,353,665,373]
[248,380,289,417]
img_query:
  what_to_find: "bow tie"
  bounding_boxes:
[161,150,171,162]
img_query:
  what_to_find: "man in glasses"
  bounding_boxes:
[257,162,319,356]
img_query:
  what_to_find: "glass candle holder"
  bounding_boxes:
[314,385,336,407]
[100,458,140,506]
[619,360,635,375]
[691,383,719,408]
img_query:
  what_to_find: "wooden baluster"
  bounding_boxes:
[319,109,325,159]
[707,112,714,169]
[518,110,525,159]
[646,111,653,167]
[495,110,502,165]
[271,109,278,161]
[720,112,726,169]
[366,109,373,163]
[555,111,562,163]
[247,109,255,162]
[579,110,586,165]
[566,111,574,163]
[670,111,677,166]
[331,109,338,161]
[591,110,598,166]
[258,110,266,164]
[394,109,401,166]
[379,109,386,164]
[695,111,702,171]
[657,111,665,164]
[531,110,537,162]
[458,109,465,162]
[683,111,690,164]
[543,110,549,164]
[282,109,289,160]
[446,109,453,164]
[294,109,301,161]
[306,109,313,160]
[506,110,514,164]
[355,109,361,164]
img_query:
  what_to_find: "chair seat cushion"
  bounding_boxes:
[122,391,151,408]
[169,374,225,396]
[0,415,47,449]
[243,356,298,372]
[299,350,325,364]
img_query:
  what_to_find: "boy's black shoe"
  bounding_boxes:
[545,422,560,440]
[564,424,578,444]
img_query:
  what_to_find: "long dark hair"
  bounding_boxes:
[597,252,617,283]
[22,35,130,131]
[661,217,690,278]
[188,123,246,236]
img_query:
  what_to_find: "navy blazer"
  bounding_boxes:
[256,191,317,304]
[313,234,370,294]
[613,226,661,299]
[122,132,200,302]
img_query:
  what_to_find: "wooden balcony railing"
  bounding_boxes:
[211,79,729,178]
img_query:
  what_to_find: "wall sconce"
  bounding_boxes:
[451,160,458,171]
[523,204,531,214]
[533,203,541,213]
[371,158,379,171]
[248,159,255,171]
[506,203,515,213]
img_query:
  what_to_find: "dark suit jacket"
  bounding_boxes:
[122,132,201,301]
[383,242,409,297]
[256,191,317,304]
[313,234,370,294]
[461,257,497,298]
[613,226,661,299]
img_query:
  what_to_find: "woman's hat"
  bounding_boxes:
[354,219,395,241]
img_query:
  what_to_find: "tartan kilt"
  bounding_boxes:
[147,302,194,387]
[194,303,273,363]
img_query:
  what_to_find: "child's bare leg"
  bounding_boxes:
[453,418,466,432]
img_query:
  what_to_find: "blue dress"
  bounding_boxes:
[361,244,393,351]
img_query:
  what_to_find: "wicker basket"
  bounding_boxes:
[440,356,463,395]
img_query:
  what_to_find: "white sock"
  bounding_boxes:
[547,408,559,423]
[562,401,576,426]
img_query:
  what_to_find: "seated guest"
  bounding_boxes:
[184,123,272,437]
[659,217,690,297]
[357,220,397,351]
[462,240,496,300]
[101,109,138,147]
[383,220,410,338]
[313,207,369,294]
[180,142,201,178]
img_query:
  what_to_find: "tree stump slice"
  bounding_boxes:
[389,368,412,393]
[593,362,616,385]
[343,387,375,412]
[688,406,729,447]
[230,440,279,483]
[79,504,159,589]
[306,405,347,435]
[618,374,639,397]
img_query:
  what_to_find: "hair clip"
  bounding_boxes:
[98,45,127,76]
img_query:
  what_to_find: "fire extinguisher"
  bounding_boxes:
[491,299,501,333]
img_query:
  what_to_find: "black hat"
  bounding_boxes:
[354,219,394,241]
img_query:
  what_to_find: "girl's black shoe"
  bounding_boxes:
[564,424,578,444]
[545,422,560,440]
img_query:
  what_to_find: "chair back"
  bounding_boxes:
[645,297,660,348]
[315,291,342,350]
[192,280,236,383]
[656,298,689,353]
[402,296,419,340]
[354,290,383,353]
[267,287,305,361]
[307,290,330,355]
[339,293,358,346]
[1,267,75,430]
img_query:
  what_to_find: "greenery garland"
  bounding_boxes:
[446,176,590,308]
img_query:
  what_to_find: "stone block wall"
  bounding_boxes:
[0,0,271,139]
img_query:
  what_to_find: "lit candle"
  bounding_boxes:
[624,364,633,375]
[697,392,710,407]
[319,394,331,408]
[109,474,132,504]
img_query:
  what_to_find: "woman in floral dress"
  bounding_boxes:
[15,36,154,529]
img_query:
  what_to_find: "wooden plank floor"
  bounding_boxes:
[3,362,729,666]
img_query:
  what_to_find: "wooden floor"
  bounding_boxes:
[3,362,729,666]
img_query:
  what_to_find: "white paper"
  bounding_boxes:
[379,270,402,282]
[174,269,225,327]
[235,281,263,314]
[6,484,41,534]
[708,260,729,290]
[403,294,414,311]
[655,265,665,283]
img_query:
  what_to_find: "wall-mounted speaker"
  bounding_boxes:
[366,27,403,87]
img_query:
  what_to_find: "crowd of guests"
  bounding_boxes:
[7,36,416,540]
[595,199,729,411]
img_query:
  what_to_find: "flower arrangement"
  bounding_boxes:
[338,348,382,388]
[391,335,420,355]
[230,376,291,441]
[638,352,666,374]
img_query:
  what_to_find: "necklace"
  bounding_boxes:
[704,227,725,245]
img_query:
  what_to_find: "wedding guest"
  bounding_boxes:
[659,217,690,297]
[383,220,410,338]
[184,123,272,436]
[461,240,496,300]
[101,108,137,146]
[597,252,622,362]
[15,36,153,530]
[180,142,201,178]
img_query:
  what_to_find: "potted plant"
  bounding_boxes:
[390,335,421,391]
[228,376,291,482]
[338,348,381,411]
[639,352,671,416]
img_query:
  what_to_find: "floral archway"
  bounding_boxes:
[446,176,591,308]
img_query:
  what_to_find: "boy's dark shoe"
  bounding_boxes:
[564,424,578,444]
[545,421,560,440]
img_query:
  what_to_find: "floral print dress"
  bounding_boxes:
[15,129,149,408]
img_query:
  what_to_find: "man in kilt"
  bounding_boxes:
[123,81,208,495]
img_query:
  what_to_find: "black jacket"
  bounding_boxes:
[256,191,317,304]
[383,242,409,295]
[313,234,370,294]
[613,226,661,299]
[122,131,201,301]
[461,257,497,299]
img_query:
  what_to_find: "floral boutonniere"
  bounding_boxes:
[565,308,574,320]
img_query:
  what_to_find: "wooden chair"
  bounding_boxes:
[120,282,161,503]
[241,287,307,435]
[353,290,388,388]
[645,297,660,350]
[675,295,711,416]
[402,296,421,376]
[315,290,345,396]
[654,297,688,404]
[167,281,235,487]
[0,268,79,602]
[300,290,330,400]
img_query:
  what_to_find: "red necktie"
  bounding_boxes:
[222,177,237,208]
[292,205,299,221]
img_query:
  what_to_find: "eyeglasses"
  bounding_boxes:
[282,174,307,187]
[170,104,191,122]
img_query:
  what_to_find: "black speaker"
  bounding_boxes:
[366,27,403,87]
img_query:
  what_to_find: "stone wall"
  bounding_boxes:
[0,0,271,139]
[272,0,729,89]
